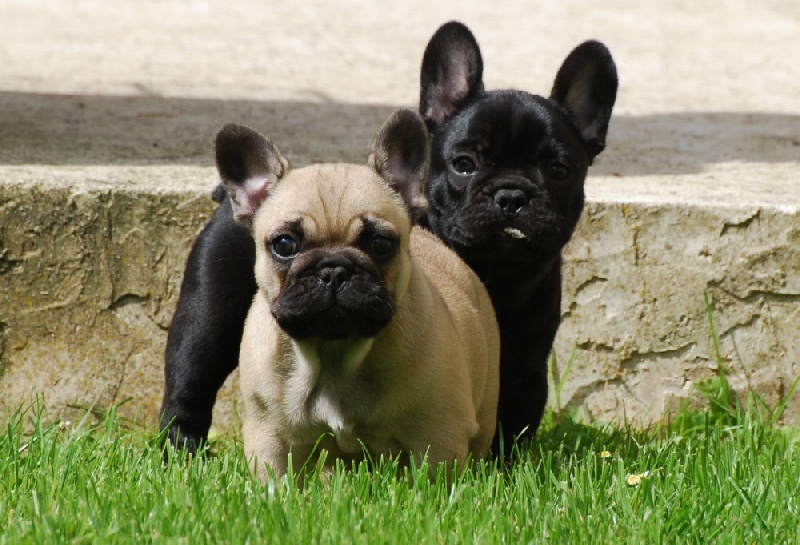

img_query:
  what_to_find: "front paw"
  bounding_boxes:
[160,415,207,460]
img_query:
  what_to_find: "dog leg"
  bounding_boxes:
[160,196,256,454]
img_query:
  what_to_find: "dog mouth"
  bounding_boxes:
[450,214,551,247]
[273,274,395,340]
[503,226,528,240]
[441,206,568,272]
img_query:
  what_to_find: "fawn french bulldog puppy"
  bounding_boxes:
[215,110,499,479]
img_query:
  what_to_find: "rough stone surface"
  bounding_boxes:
[0,176,221,426]
[556,201,799,425]
[1,0,798,432]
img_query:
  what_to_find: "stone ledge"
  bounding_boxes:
[1,167,797,432]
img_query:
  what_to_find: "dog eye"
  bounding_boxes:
[370,235,396,258]
[271,234,299,259]
[546,161,570,180]
[451,155,478,175]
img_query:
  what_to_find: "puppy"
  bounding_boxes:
[159,22,617,457]
[214,110,499,480]
[419,22,618,451]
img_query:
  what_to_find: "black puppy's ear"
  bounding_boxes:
[214,124,289,227]
[419,21,484,129]
[550,40,618,159]
[369,109,430,222]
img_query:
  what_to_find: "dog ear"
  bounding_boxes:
[550,40,618,159]
[369,109,430,222]
[419,21,484,129]
[214,124,290,227]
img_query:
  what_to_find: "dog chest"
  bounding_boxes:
[309,389,361,453]
[284,340,388,455]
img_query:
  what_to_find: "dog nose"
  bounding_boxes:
[493,188,528,214]
[317,257,354,289]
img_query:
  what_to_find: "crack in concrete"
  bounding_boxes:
[720,209,761,237]
[109,293,148,311]
[0,321,7,378]
[109,345,135,406]
[619,342,697,373]
[576,340,617,353]
[0,246,24,274]
[725,289,800,304]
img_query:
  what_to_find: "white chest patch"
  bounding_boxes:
[312,391,362,454]
[288,338,375,454]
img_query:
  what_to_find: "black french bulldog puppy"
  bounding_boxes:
[160,21,617,456]
[419,22,617,452]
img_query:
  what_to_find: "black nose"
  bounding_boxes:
[493,188,528,214]
[317,257,354,289]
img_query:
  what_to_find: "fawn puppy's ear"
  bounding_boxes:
[369,109,431,222]
[214,123,290,227]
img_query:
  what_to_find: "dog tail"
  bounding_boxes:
[211,184,227,203]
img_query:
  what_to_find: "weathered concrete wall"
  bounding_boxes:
[0,174,238,430]
[2,175,797,432]
[556,200,799,425]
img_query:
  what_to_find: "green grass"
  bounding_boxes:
[2,389,799,544]
[3,292,799,543]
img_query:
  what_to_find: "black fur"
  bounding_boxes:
[420,22,617,452]
[160,198,255,453]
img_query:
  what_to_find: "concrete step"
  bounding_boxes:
[1,0,798,432]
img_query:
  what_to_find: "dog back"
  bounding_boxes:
[410,226,500,454]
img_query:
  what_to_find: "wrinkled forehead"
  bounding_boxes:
[254,163,411,244]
